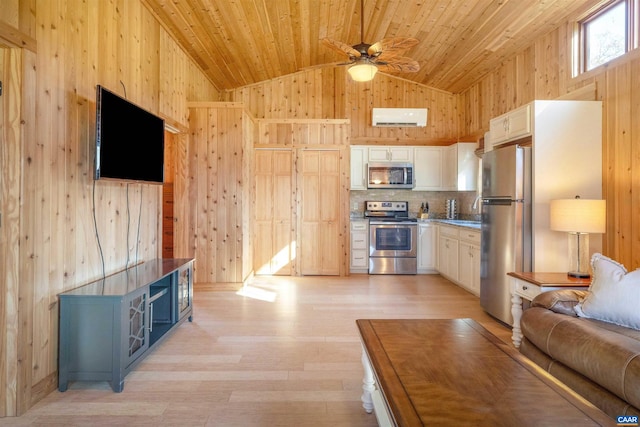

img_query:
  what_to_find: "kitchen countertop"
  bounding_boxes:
[431,219,481,230]
[350,214,481,230]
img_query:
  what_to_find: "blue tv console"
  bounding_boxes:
[58,258,194,392]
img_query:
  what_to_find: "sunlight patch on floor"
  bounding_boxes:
[236,284,277,302]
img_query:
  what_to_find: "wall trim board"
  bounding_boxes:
[187,101,244,108]
[258,118,350,125]
[0,21,36,52]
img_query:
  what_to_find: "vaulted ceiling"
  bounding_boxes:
[143,0,603,94]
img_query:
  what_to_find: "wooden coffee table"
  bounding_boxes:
[357,318,615,426]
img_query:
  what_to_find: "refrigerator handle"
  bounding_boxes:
[483,198,516,206]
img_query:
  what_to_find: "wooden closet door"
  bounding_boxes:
[254,150,292,275]
[299,150,340,275]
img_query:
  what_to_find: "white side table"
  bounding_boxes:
[508,272,590,348]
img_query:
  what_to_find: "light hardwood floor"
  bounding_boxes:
[9,274,511,426]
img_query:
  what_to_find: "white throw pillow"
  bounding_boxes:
[574,253,640,330]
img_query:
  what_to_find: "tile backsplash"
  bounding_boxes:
[351,189,481,221]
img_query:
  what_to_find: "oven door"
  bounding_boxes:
[369,223,417,257]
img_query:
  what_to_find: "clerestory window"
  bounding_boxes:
[578,0,637,73]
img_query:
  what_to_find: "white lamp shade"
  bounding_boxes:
[550,198,606,233]
[347,63,378,82]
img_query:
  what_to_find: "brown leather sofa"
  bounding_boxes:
[520,289,640,418]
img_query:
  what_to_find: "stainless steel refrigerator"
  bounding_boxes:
[480,144,532,324]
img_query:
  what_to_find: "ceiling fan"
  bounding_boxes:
[321,0,420,81]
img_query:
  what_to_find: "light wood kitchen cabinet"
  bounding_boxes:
[350,220,369,273]
[437,225,459,282]
[254,150,293,275]
[489,103,531,148]
[417,222,437,273]
[350,146,368,190]
[300,150,341,275]
[413,147,443,191]
[368,146,413,162]
[458,229,481,296]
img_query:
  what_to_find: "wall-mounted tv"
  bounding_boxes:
[95,85,165,184]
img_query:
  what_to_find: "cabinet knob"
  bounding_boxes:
[522,285,528,291]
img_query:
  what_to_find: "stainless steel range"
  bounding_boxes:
[365,201,417,275]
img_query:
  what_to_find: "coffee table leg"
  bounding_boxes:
[361,346,375,414]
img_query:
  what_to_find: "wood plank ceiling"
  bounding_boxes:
[143,0,603,93]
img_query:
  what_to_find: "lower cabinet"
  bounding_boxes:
[58,258,194,392]
[417,222,437,273]
[437,225,459,281]
[350,220,369,273]
[437,224,481,295]
[458,230,481,296]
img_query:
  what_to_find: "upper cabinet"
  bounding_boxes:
[488,104,532,148]
[442,143,478,191]
[350,146,368,190]
[415,143,477,191]
[351,143,478,191]
[368,146,413,163]
[414,147,443,191]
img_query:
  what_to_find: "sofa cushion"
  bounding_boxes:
[575,253,640,330]
[521,307,640,410]
[531,289,588,317]
[520,337,640,418]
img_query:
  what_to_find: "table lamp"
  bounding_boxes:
[550,196,606,278]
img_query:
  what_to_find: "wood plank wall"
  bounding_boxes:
[457,21,640,270]
[226,68,460,145]
[187,103,253,284]
[0,0,220,416]
[0,46,22,419]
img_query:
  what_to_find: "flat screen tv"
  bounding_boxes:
[95,85,165,184]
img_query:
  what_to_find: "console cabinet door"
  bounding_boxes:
[123,287,149,369]
[177,264,193,320]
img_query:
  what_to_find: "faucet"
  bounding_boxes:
[472,194,482,211]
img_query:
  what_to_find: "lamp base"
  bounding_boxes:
[567,232,591,280]
[568,271,590,279]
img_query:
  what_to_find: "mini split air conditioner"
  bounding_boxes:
[372,108,428,127]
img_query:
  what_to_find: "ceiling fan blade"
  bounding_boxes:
[375,57,420,73]
[301,60,355,71]
[321,38,361,59]
[369,37,419,59]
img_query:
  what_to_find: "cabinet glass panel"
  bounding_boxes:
[129,293,147,357]
[178,267,191,316]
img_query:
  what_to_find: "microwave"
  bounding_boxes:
[367,162,415,189]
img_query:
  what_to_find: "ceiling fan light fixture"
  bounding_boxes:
[348,62,378,82]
